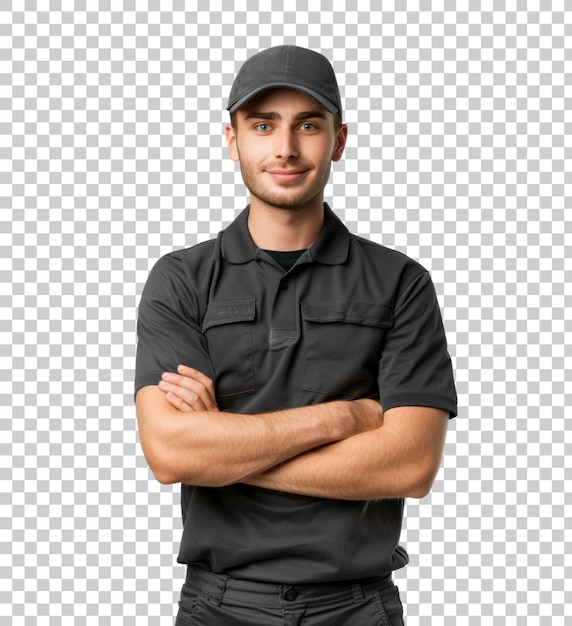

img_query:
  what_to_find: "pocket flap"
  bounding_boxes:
[202,299,256,332]
[301,300,393,329]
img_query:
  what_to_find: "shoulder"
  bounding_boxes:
[344,234,439,309]
[349,233,429,279]
[141,237,219,301]
[165,237,218,265]
[150,237,218,276]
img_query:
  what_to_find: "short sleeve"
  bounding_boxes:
[378,270,457,418]
[135,253,215,397]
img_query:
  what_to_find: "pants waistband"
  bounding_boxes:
[185,564,394,608]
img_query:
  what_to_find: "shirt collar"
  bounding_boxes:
[220,203,350,266]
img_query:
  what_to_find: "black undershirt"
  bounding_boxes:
[264,249,306,272]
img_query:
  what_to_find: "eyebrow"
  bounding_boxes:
[244,110,328,122]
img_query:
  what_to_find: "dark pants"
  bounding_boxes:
[175,565,404,625]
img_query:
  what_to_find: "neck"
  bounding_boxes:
[247,199,325,251]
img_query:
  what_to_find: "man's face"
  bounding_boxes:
[226,88,347,213]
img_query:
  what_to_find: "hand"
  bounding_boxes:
[158,365,219,412]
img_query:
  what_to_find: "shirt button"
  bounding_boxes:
[280,282,289,291]
[284,588,298,601]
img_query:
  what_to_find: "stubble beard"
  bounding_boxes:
[239,160,331,212]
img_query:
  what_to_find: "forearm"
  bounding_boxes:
[245,406,449,501]
[245,430,406,500]
[136,386,381,486]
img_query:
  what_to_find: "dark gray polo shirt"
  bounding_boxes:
[135,203,457,584]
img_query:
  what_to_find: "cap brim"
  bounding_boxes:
[228,83,339,115]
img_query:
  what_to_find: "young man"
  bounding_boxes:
[135,45,457,625]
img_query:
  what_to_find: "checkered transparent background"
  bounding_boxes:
[2,2,571,624]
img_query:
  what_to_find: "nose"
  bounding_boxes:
[275,127,298,160]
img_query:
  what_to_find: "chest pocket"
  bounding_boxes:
[202,300,256,398]
[301,300,393,399]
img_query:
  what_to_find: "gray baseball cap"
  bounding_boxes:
[227,45,343,117]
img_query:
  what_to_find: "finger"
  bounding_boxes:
[161,371,206,395]
[161,373,213,409]
[177,365,216,393]
[163,369,209,392]
[159,379,209,411]
[160,368,218,411]
[164,391,193,413]
[175,365,218,410]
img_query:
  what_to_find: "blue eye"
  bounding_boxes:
[301,123,316,131]
[255,123,271,132]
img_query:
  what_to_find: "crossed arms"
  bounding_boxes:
[135,365,449,501]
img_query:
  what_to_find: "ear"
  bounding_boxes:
[225,124,240,162]
[331,123,348,162]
